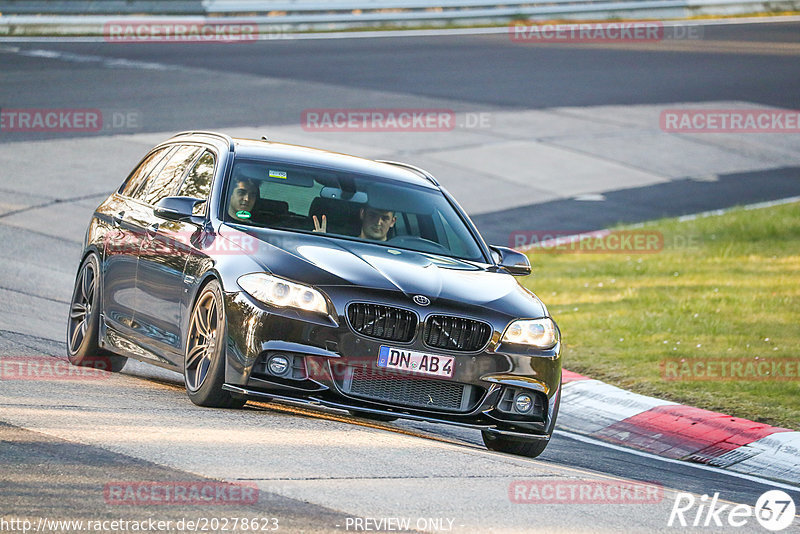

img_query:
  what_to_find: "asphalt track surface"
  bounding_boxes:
[1,18,799,533]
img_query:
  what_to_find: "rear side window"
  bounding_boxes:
[119,147,170,198]
[177,151,216,215]
[129,146,179,201]
[143,145,203,205]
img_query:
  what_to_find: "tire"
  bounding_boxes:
[184,280,246,409]
[481,430,549,458]
[348,410,398,422]
[67,253,127,373]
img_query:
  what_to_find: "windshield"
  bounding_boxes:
[223,159,485,262]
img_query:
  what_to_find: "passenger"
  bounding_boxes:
[313,206,396,242]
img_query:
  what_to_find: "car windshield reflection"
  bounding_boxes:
[223,160,485,262]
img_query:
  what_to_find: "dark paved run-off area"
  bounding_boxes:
[0,421,355,533]
[472,166,800,246]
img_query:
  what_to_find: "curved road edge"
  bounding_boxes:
[558,369,800,486]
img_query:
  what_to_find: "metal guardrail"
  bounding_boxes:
[209,0,798,23]
[1,0,796,16]
[0,0,797,33]
[0,1,203,15]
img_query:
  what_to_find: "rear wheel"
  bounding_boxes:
[481,431,549,458]
[184,280,246,409]
[67,253,127,372]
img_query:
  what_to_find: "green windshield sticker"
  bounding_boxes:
[236,210,252,219]
[269,170,287,179]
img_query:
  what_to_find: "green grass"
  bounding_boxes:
[521,202,800,430]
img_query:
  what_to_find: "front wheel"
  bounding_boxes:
[481,431,549,458]
[184,280,246,409]
[67,253,127,372]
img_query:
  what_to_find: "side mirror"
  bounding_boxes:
[154,196,205,222]
[490,245,531,276]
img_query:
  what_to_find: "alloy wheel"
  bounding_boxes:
[185,290,219,391]
[68,260,96,354]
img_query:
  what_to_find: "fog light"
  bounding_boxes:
[514,393,533,414]
[267,354,291,377]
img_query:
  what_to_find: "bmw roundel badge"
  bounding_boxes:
[413,295,431,306]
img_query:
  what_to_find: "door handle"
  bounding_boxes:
[111,211,125,228]
[145,222,160,239]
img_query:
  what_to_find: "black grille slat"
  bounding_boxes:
[466,320,478,348]
[345,366,470,411]
[347,303,416,342]
[366,306,375,336]
[455,318,466,348]
[397,311,407,340]
[428,321,439,346]
[424,315,491,352]
[378,311,392,339]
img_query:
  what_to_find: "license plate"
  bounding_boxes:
[377,346,454,378]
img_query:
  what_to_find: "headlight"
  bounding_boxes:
[237,273,329,316]
[501,318,558,349]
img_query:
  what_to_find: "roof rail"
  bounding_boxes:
[376,160,439,186]
[173,131,234,152]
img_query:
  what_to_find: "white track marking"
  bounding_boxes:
[559,430,800,493]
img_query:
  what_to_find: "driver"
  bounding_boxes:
[227,178,259,221]
[313,206,396,242]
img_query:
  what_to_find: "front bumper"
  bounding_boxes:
[222,289,561,439]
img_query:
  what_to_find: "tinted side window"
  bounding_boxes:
[119,147,170,198]
[177,151,214,198]
[129,145,179,201]
[177,150,216,215]
[143,145,203,205]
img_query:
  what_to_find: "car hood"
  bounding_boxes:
[222,225,546,316]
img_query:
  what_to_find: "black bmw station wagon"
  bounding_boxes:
[67,131,562,457]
